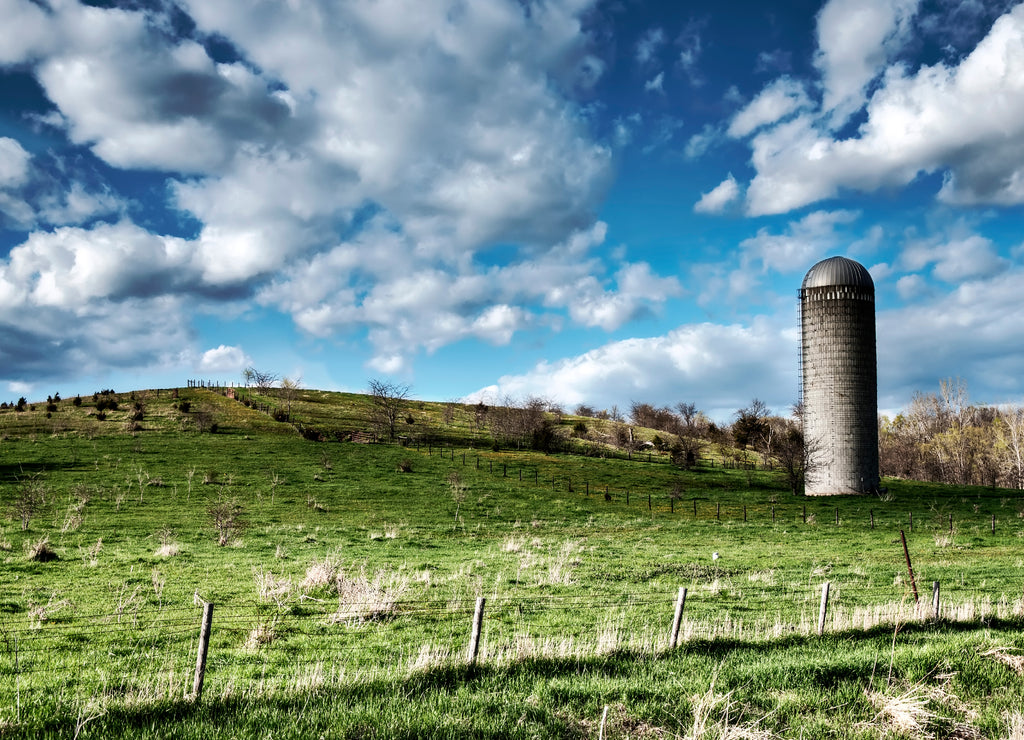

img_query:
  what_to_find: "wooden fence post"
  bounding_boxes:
[835,507,839,525]
[817,582,830,636]
[191,601,214,700]
[909,511,913,532]
[900,530,920,604]
[803,505,807,524]
[670,587,687,649]
[467,597,486,665]
[932,581,941,621]
[870,510,874,529]
[991,514,996,535]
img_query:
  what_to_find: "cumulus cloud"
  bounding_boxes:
[464,316,798,421]
[0,0,622,381]
[744,3,1024,215]
[727,77,812,138]
[901,233,1008,283]
[739,209,860,274]
[879,267,1024,407]
[694,174,740,214]
[198,345,252,374]
[815,0,920,124]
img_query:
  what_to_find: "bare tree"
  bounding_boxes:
[368,379,411,442]
[996,405,1024,489]
[279,376,302,418]
[245,367,280,395]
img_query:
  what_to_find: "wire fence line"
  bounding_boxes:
[4,577,1024,709]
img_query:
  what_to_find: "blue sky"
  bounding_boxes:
[2,0,1024,421]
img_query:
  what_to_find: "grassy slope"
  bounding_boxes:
[1,389,1023,738]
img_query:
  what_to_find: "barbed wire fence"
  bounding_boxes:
[4,576,1023,716]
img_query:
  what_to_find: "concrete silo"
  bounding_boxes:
[800,256,879,496]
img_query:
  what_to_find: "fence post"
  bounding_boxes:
[670,587,687,649]
[900,530,920,604]
[467,597,486,666]
[817,582,830,636]
[870,510,874,529]
[991,514,996,535]
[648,492,651,511]
[191,601,214,700]
[932,581,941,621]
[803,505,806,524]
[626,489,630,505]
[909,511,913,532]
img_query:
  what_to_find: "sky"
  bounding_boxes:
[2,0,1024,422]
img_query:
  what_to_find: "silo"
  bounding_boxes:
[799,256,879,495]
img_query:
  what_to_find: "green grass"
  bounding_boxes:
[1,389,1023,738]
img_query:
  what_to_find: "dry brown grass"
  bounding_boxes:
[981,646,1024,675]
[329,567,409,624]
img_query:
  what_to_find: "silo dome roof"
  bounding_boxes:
[802,256,873,290]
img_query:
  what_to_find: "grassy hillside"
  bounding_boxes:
[1,388,1023,738]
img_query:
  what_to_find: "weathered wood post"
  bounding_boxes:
[900,530,919,604]
[870,509,874,529]
[817,582,830,636]
[191,601,214,700]
[670,587,688,649]
[932,581,941,621]
[467,597,486,666]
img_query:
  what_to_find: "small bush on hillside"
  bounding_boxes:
[208,497,246,546]
[177,400,191,414]
[397,458,413,473]
[26,536,59,562]
[72,395,82,407]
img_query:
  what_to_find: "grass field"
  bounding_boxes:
[1,389,1023,738]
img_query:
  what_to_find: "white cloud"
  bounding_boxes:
[896,273,927,300]
[636,27,665,65]
[727,77,812,138]
[814,0,920,124]
[464,316,798,421]
[739,209,860,274]
[644,71,665,94]
[879,267,1024,406]
[0,137,30,187]
[745,3,1024,214]
[694,174,740,214]
[198,345,252,374]
[901,233,1008,283]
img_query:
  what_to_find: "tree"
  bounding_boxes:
[732,399,770,450]
[368,379,411,442]
[279,376,302,418]
[244,366,280,394]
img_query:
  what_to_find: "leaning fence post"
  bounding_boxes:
[191,601,214,700]
[932,581,941,621]
[900,530,920,604]
[670,587,688,649]
[817,582,830,636]
[467,597,486,665]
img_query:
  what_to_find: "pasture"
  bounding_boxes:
[1,388,1023,738]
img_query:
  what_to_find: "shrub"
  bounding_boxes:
[397,458,413,473]
[177,400,192,414]
[208,497,246,546]
[72,395,82,407]
[27,536,59,562]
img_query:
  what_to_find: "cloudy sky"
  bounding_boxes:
[2,0,1024,420]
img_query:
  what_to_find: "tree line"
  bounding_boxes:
[879,378,1024,489]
